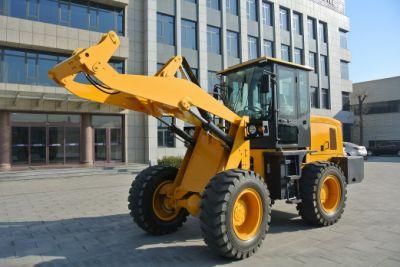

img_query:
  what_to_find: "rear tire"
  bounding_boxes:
[128,165,188,235]
[200,169,271,259]
[297,162,347,226]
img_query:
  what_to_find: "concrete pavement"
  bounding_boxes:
[0,157,400,266]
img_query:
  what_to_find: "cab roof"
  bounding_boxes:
[217,56,313,75]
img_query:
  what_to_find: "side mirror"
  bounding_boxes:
[260,73,271,93]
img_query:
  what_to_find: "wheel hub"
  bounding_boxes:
[152,181,179,221]
[319,175,341,214]
[232,188,263,241]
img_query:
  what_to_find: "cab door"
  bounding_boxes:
[276,66,310,148]
[277,66,298,146]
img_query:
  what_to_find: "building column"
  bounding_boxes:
[81,113,94,165]
[0,111,11,170]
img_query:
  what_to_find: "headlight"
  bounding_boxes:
[248,124,257,135]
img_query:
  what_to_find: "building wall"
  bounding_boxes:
[0,0,351,168]
[351,76,400,146]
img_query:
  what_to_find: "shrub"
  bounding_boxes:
[157,156,183,168]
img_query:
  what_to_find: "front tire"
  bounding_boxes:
[297,162,347,226]
[200,169,271,259]
[128,165,188,235]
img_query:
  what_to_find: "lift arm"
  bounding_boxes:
[48,31,250,216]
[48,31,241,127]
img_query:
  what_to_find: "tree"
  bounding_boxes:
[357,93,367,145]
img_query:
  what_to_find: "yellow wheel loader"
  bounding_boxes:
[49,32,364,259]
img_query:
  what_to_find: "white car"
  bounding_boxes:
[343,142,368,157]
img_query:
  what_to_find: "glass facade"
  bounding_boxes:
[262,1,273,26]
[226,0,238,15]
[342,91,350,111]
[181,19,197,50]
[226,30,239,58]
[293,12,302,35]
[309,52,317,73]
[248,36,258,60]
[263,40,273,57]
[247,0,257,21]
[294,48,303,64]
[158,116,175,148]
[307,17,316,39]
[321,88,330,109]
[0,47,124,86]
[320,55,329,76]
[157,13,175,46]
[1,0,124,35]
[340,60,349,80]
[310,87,319,108]
[207,71,219,93]
[319,21,327,43]
[281,44,290,61]
[340,29,348,49]
[279,7,289,31]
[207,25,221,54]
[207,0,220,10]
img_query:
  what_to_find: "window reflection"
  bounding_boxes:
[3,0,124,35]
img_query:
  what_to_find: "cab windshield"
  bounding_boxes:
[224,65,272,120]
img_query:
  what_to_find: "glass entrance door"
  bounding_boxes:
[94,128,123,162]
[48,127,65,164]
[30,127,46,164]
[11,127,29,164]
[65,127,80,163]
[95,128,107,161]
[110,128,122,161]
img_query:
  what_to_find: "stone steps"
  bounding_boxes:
[0,163,148,182]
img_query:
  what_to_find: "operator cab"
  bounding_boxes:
[218,57,313,150]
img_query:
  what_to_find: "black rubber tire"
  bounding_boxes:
[297,162,347,226]
[200,169,271,259]
[128,165,188,235]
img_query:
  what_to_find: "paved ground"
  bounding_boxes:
[1,157,400,267]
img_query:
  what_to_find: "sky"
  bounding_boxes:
[346,0,400,83]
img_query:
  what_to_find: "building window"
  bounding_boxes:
[281,44,290,61]
[309,52,317,73]
[342,91,350,111]
[157,13,175,45]
[3,0,124,35]
[226,0,238,15]
[310,87,319,108]
[321,88,330,109]
[339,29,348,49]
[319,21,327,43]
[248,36,259,60]
[207,0,220,10]
[227,30,239,58]
[320,55,328,76]
[158,117,176,148]
[262,1,273,26]
[0,47,123,86]
[307,17,316,39]
[340,60,349,80]
[247,0,257,21]
[185,0,197,3]
[279,7,289,31]
[181,19,197,50]
[263,40,273,57]
[294,48,303,64]
[207,25,221,54]
[293,12,302,35]
[208,71,219,93]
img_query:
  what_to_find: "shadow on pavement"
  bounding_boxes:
[0,209,313,266]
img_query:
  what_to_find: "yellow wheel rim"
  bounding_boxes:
[152,181,178,221]
[319,175,342,214]
[232,188,263,241]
